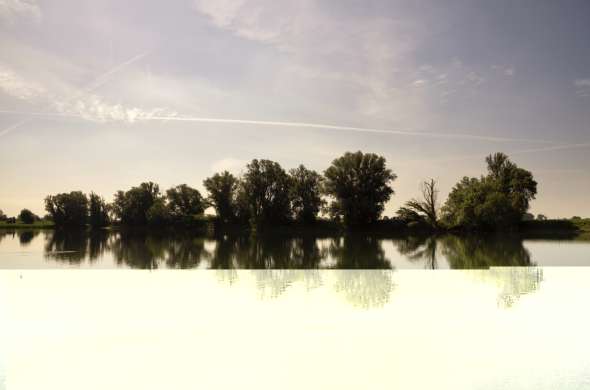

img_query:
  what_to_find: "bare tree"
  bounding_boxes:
[397,179,440,229]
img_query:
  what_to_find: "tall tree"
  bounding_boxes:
[203,171,239,223]
[166,184,205,219]
[45,191,89,227]
[442,153,537,229]
[0,209,7,222]
[18,209,37,224]
[240,159,292,226]
[111,182,162,225]
[289,165,324,223]
[89,192,110,228]
[323,151,396,226]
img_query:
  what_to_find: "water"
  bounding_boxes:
[0,228,588,269]
[1,229,589,388]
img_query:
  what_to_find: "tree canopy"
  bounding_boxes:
[112,182,162,225]
[89,192,110,228]
[323,151,396,226]
[240,159,292,226]
[166,184,205,219]
[45,191,89,227]
[18,208,37,224]
[442,153,537,230]
[203,171,239,223]
[289,165,324,223]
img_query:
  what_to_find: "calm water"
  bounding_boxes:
[0,228,589,269]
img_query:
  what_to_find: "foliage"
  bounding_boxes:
[166,184,205,220]
[0,209,6,221]
[442,153,537,230]
[537,214,547,221]
[45,191,89,227]
[111,182,162,225]
[397,179,440,228]
[146,198,172,226]
[89,192,110,228]
[240,159,292,226]
[289,165,324,223]
[203,171,239,223]
[18,208,38,224]
[323,151,396,226]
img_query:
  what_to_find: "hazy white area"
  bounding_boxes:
[1,269,589,389]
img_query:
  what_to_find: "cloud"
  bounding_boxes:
[0,64,46,100]
[574,79,590,88]
[52,95,177,124]
[0,0,41,23]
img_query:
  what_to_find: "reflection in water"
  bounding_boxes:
[0,228,551,273]
[441,235,533,268]
[396,235,438,269]
[18,230,40,246]
[472,267,544,308]
[45,229,110,264]
[333,270,393,309]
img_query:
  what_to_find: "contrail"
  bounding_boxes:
[148,115,556,144]
[0,52,149,138]
[395,141,590,166]
[0,110,559,144]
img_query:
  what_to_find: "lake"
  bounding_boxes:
[0,228,588,269]
[1,229,590,389]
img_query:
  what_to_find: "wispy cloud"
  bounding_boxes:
[0,0,41,23]
[574,78,590,97]
[0,64,46,100]
[0,52,154,137]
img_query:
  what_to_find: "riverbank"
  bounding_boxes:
[1,218,589,239]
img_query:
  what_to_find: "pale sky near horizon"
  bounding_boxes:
[0,0,589,218]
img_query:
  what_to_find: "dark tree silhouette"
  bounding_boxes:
[397,179,440,229]
[289,165,324,224]
[204,171,239,223]
[111,182,162,225]
[45,191,88,227]
[323,151,396,226]
[89,192,110,228]
[240,159,292,226]
[166,184,205,220]
[18,208,37,224]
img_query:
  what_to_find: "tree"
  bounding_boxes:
[0,209,7,222]
[146,198,172,226]
[111,182,162,225]
[45,191,89,227]
[323,151,396,226]
[18,209,37,224]
[289,165,324,223]
[396,179,440,228]
[89,192,110,228]
[240,159,292,226]
[204,171,239,223]
[166,184,205,220]
[537,214,547,221]
[442,153,537,230]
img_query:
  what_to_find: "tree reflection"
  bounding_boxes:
[328,234,392,269]
[440,234,533,268]
[396,235,439,269]
[164,236,210,269]
[44,230,89,263]
[18,230,40,246]
[110,230,168,269]
[328,235,394,308]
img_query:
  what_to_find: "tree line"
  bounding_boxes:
[1,151,541,231]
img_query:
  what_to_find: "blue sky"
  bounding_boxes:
[0,0,589,218]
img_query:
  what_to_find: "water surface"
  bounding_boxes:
[0,228,588,269]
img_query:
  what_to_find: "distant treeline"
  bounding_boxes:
[0,150,561,231]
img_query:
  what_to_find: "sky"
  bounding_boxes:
[0,0,589,218]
